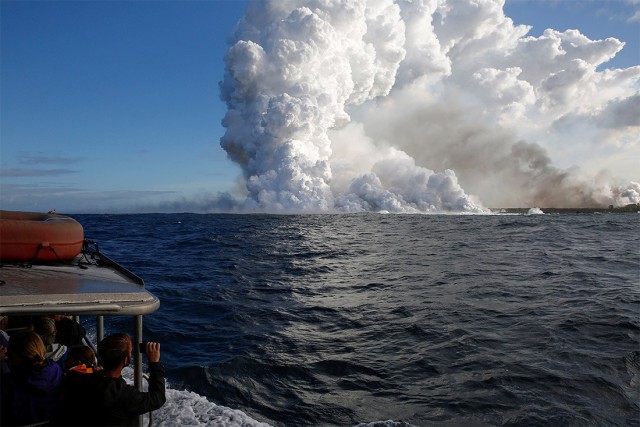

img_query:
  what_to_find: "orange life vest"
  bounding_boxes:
[67,364,94,374]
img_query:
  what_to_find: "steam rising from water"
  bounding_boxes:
[220,0,639,212]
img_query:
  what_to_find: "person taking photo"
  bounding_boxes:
[51,333,166,426]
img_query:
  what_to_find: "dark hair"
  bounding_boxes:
[66,345,97,370]
[33,317,57,346]
[98,333,131,370]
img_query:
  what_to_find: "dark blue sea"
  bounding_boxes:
[73,213,640,427]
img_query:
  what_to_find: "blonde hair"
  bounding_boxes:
[8,330,47,369]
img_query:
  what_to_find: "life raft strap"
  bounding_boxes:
[31,243,65,264]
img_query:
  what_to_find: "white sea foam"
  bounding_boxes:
[148,386,271,427]
[119,366,270,427]
[354,422,419,427]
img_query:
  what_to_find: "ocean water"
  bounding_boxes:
[73,213,640,427]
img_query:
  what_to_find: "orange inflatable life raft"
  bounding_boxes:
[0,210,84,263]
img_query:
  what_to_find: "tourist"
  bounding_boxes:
[33,316,69,369]
[0,330,63,425]
[51,333,166,426]
[53,314,87,347]
[0,315,9,375]
[64,345,99,375]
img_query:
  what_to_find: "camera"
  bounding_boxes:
[138,342,147,353]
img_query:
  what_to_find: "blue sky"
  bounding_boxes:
[1,0,638,213]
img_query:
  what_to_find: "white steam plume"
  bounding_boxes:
[220,0,640,212]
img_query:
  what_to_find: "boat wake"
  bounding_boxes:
[149,385,271,427]
[128,365,418,427]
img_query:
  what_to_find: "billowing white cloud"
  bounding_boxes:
[220,0,640,211]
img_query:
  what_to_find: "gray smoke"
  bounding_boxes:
[220,0,640,212]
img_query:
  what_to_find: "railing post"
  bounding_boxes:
[134,315,144,427]
[96,316,104,343]
[134,315,143,388]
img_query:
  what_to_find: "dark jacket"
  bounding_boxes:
[0,359,63,426]
[0,332,8,376]
[51,362,166,426]
[55,317,87,347]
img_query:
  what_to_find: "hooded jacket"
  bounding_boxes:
[0,359,63,425]
[45,342,69,369]
[51,362,166,426]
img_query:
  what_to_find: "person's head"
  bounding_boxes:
[33,316,57,346]
[0,315,9,330]
[65,345,97,371]
[8,330,47,370]
[98,333,132,371]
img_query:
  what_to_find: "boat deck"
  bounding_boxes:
[0,240,160,427]
[0,250,159,316]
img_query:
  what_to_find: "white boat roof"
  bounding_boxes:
[0,251,160,316]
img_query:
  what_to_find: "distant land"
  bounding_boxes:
[491,204,640,214]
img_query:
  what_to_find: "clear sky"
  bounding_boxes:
[1,0,638,213]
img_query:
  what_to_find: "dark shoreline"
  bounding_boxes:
[491,204,640,214]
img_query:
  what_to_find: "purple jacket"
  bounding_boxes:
[0,359,63,425]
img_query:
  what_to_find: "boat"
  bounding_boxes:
[0,211,160,427]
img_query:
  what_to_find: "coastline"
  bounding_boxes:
[491,204,640,214]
